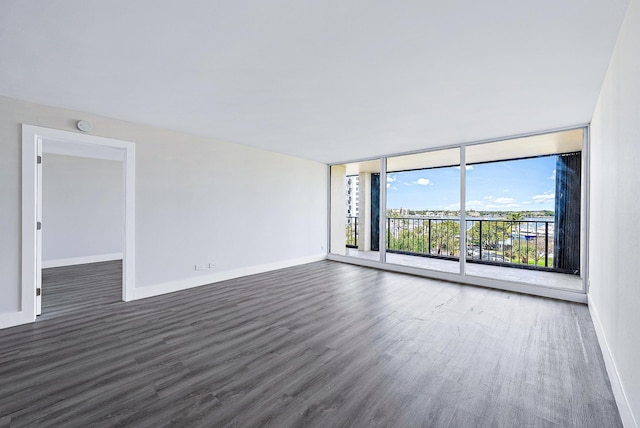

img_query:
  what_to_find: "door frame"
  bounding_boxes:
[22,125,136,320]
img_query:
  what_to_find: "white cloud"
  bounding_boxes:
[522,201,531,205]
[467,200,483,206]
[494,197,516,204]
[483,195,494,200]
[415,178,432,186]
[455,165,474,170]
[549,169,556,180]
[387,175,396,183]
[532,192,555,203]
[387,183,390,188]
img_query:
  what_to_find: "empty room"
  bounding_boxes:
[1,1,639,427]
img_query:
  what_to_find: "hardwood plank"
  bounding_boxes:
[0,260,622,427]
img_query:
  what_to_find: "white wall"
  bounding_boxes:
[0,96,327,319]
[42,154,123,265]
[589,0,640,426]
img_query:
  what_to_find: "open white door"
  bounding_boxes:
[36,138,42,315]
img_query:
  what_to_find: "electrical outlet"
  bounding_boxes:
[195,264,205,271]
[209,262,216,269]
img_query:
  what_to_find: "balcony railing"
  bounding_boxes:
[385,217,556,272]
[387,217,461,260]
[465,219,554,269]
[387,217,460,259]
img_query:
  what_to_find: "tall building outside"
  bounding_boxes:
[346,175,359,220]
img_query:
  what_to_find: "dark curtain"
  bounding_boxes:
[371,173,380,251]
[553,152,581,274]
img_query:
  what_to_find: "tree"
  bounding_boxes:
[385,218,460,257]
[345,223,357,247]
[507,212,524,221]
[467,220,511,250]
[510,231,553,267]
[430,220,460,256]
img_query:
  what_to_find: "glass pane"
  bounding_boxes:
[464,129,583,291]
[385,148,461,273]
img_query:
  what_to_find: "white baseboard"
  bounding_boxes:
[588,294,638,428]
[133,253,327,300]
[43,253,123,268]
[1,254,326,331]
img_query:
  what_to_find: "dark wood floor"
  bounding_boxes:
[39,261,123,320]
[0,260,621,427]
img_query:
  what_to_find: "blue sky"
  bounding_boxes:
[386,155,557,211]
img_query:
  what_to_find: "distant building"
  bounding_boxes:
[346,175,359,219]
[390,208,409,217]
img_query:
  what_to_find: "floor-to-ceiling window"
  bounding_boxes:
[385,148,461,274]
[464,129,584,290]
[329,128,586,294]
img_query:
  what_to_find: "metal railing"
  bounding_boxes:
[346,216,358,248]
[465,219,554,269]
[385,217,555,271]
[387,217,461,260]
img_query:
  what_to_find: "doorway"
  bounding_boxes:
[40,152,124,317]
[21,125,135,322]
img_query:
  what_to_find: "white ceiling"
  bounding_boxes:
[0,1,629,164]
